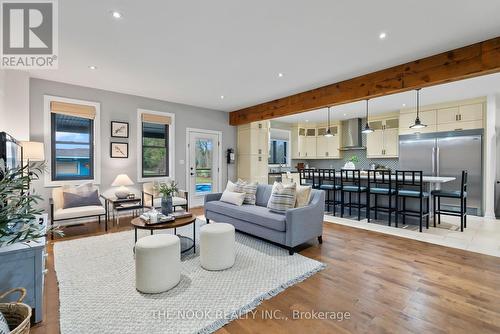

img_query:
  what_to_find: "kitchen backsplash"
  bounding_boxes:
[291,134,400,171]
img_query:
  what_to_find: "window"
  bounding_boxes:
[51,113,94,180]
[142,122,169,177]
[269,139,288,165]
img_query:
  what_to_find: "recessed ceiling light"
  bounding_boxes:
[111,11,122,19]
[88,65,97,70]
[220,95,225,100]
[305,120,309,122]
[278,73,284,78]
[402,103,406,107]
[343,113,347,116]
[379,32,387,40]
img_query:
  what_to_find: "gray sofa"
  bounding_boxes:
[204,184,325,255]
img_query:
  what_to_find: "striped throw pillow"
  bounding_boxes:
[267,182,297,214]
[235,179,258,205]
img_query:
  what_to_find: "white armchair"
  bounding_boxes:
[141,182,188,211]
[49,184,107,238]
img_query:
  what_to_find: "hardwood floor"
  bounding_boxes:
[31,208,500,334]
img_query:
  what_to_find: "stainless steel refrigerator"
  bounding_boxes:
[399,130,483,215]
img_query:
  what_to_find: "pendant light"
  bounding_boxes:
[410,88,427,129]
[325,106,334,137]
[361,99,374,134]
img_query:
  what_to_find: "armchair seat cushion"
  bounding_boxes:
[205,201,286,232]
[53,205,105,220]
[152,197,187,208]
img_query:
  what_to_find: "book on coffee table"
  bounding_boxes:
[171,211,192,219]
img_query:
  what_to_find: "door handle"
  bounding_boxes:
[190,173,194,176]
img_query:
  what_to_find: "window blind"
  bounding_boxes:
[142,113,171,125]
[50,101,96,119]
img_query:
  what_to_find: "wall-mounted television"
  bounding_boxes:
[0,132,23,171]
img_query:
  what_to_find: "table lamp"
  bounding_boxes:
[21,141,45,162]
[111,174,134,199]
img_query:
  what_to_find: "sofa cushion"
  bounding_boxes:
[53,205,106,220]
[220,190,245,206]
[295,184,312,208]
[63,190,102,209]
[205,201,286,232]
[255,184,273,207]
[235,179,258,205]
[267,182,297,214]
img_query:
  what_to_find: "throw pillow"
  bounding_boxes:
[235,179,258,205]
[225,180,238,192]
[295,184,312,208]
[0,311,10,334]
[63,190,102,209]
[220,190,246,206]
[62,182,94,195]
[267,182,297,214]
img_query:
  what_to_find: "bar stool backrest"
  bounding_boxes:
[461,170,468,196]
[299,168,316,186]
[396,170,423,195]
[367,170,392,191]
[318,169,336,186]
[341,169,361,188]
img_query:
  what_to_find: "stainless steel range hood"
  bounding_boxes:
[339,118,366,151]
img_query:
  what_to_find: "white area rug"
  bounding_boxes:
[54,224,325,334]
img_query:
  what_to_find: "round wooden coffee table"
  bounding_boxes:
[131,214,197,254]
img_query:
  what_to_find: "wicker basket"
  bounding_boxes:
[0,288,31,334]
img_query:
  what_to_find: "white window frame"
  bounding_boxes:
[43,95,101,187]
[137,108,175,183]
[268,128,291,167]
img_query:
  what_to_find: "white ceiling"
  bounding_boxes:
[274,73,500,123]
[30,0,500,112]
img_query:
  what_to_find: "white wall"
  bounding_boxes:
[0,70,30,140]
[484,95,496,218]
[29,78,237,211]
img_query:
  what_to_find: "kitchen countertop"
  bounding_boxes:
[309,171,455,183]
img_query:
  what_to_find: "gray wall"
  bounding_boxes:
[29,78,236,210]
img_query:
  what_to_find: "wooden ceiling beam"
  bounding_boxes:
[229,36,500,125]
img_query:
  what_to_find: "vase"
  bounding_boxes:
[161,196,173,215]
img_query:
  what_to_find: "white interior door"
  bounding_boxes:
[187,129,221,207]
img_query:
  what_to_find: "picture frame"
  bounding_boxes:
[111,121,129,138]
[110,142,128,158]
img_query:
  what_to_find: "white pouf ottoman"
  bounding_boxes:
[200,223,235,270]
[135,234,180,293]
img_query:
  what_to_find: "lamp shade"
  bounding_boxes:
[21,141,45,161]
[111,174,134,187]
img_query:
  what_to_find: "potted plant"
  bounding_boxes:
[155,181,179,215]
[0,161,61,247]
[343,155,359,170]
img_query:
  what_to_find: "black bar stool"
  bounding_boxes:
[318,169,341,215]
[431,170,468,232]
[395,170,430,232]
[340,169,367,221]
[299,168,319,188]
[367,170,396,225]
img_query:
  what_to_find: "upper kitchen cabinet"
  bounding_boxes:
[316,125,340,158]
[304,128,317,158]
[291,126,306,159]
[366,114,399,158]
[400,97,485,135]
[399,109,437,135]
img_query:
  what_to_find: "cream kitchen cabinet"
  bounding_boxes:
[316,126,340,158]
[366,117,399,158]
[291,127,306,159]
[399,109,437,135]
[237,121,269,183]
